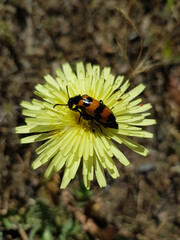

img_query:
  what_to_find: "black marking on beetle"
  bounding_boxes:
[83,101,91,107]
[108,113,116,122]
[82,96,93,107]
[94,104,105,119]
[87,97,93,102]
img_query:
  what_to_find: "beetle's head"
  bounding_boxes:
[68,95,81,109]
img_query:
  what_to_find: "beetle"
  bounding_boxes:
[53,86,118,130]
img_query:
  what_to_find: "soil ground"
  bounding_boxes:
[0,1,180,240]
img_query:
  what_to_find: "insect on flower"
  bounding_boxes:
[53,86,118,131]
[16,62,156,189]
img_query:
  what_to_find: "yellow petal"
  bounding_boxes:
[95,158,107,187]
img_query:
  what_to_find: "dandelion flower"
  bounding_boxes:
[16,62,156,189]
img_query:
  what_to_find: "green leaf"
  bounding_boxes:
[42,227,54,240]
[2,218,12,229]
[62,219,73,234]
[69,224,81,235]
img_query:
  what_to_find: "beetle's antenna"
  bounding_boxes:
[66,85,70,99]
[53,85,70,108]
[53,103,68,108]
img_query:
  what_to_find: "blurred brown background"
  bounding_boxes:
[0,0,180,239]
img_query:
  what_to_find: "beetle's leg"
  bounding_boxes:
[78,112,82,123]
[71,106,83,123]
[90,120,103,134]
[71,106,78,111]
[97,124,103,133]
